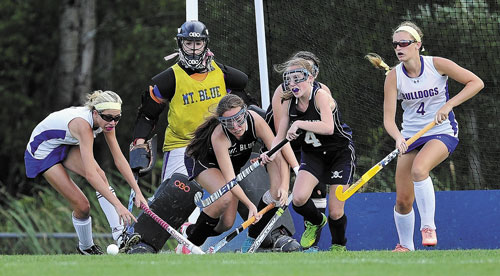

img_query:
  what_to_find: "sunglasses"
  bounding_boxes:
[392,40,416,49]
[98,112,121,122]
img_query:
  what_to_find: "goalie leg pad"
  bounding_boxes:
[133,173,202,252]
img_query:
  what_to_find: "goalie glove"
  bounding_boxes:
[129,134,158,177]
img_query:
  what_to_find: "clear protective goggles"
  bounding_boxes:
[283,68,310,90]
[218,105,248,130]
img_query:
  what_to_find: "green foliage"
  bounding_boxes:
[0,0,61,195]
[0,171,157,254]
[93,0,184,166]
[0,0,185,197]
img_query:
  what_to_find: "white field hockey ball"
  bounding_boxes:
[107,244,119,255]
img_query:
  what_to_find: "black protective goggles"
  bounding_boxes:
[98,112,121,122]
[392,40,416,49]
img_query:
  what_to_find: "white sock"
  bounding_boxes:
[414,176,436,230]
[394,207,415,251]
[72,214,94,250]
[96,186,124,241]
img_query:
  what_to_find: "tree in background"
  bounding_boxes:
[57,0,96,108]
[0,0,184,196]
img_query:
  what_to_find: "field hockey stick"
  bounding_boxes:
[335,121,436,201]
[194,134,297,208]
[206,202,276,253]
[125,173,138,232]
[247,193,294,253]
[127,186,136,213]
[140,203,205,254]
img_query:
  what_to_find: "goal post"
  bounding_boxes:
[186,0,271,109]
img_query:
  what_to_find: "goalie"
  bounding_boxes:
[127,20,255,253]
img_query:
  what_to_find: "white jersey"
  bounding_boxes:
[26,106,102,159]
[396,55,458,138]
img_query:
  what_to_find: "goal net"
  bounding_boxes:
[199,0,500,192]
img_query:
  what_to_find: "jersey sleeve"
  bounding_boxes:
[217,62,258,106]
[151,67,176,102]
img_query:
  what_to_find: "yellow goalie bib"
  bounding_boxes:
[163,61,227,151]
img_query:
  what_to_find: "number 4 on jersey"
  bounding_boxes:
[417,102,425,115]
[304,131,321,147]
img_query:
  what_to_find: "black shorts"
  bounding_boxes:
[299,144,356,185]
[184,155,243,181]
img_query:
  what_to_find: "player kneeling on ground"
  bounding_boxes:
[177,94,289,254]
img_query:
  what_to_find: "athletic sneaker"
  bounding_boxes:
[240,236,256,253]
[117,231,141,253]
[77,244,104,255]
[421,227,437,246]
[175,222,192,254]
[300,213,327,249]
[392,244,410,252]
[303,246,319,253]
[175,243,192,254]
[329,244,347,252]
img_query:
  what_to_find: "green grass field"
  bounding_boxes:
[2,250,500,276]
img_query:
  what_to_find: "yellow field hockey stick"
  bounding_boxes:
[335,121,436,201]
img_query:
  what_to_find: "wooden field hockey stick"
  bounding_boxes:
[194,134,298,208]
[247,193,293,253]
[205,202,276,253]
[335,121,436,201]
[140,203,205,254]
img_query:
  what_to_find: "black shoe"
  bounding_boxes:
[77,244,104,255]
[118,231,141,253]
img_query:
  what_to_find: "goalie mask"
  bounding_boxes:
[176,20,212,72]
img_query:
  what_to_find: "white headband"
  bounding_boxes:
[396,26,421,42]
[94,102,121,111]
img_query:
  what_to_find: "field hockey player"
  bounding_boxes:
[24,90,148,255]
[367,21,483,251]
[269,56,356,252]
[178,94,288,254]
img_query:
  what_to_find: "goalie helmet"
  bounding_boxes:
[176,20,212,72]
